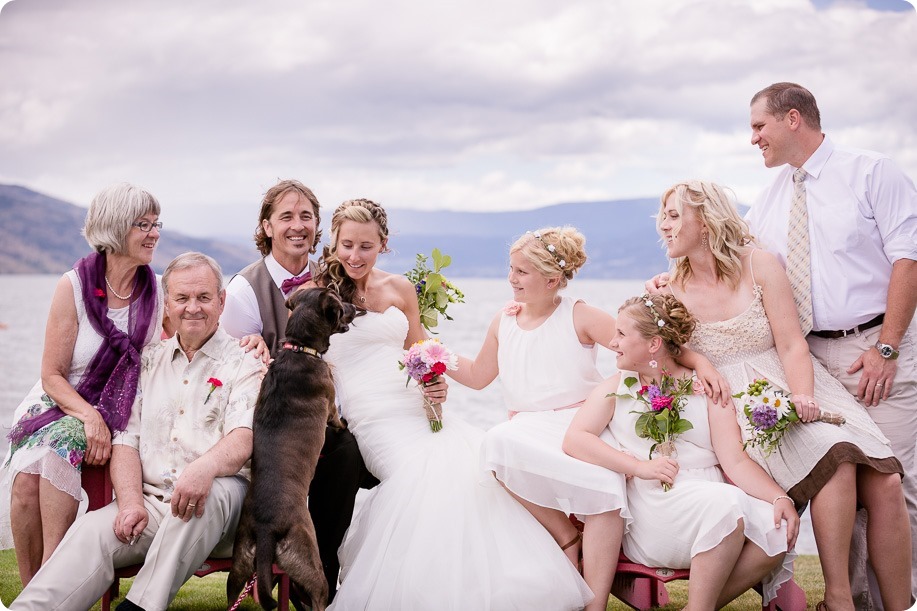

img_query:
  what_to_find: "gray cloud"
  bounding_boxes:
[0,0,914,237]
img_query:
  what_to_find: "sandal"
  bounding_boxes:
[816,602,829,611]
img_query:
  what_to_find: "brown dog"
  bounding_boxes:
[227,287,356,611]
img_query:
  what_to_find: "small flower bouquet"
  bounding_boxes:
[404,249,465,332]
[734,379,845,456]
[399,339,458,432]
[612,373,695,491]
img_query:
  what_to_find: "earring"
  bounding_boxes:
[649,359,658,369]
[702,232,709,250]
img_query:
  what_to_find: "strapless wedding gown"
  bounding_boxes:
[325,307,593,611]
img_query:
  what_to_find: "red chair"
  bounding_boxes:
[570,516,807,610]
[81,464,292,611]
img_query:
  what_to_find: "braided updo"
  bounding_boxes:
[618,293,696,357]
[510,226,587,288]
[316,198,391,305]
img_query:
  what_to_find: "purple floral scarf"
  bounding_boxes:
[7,252,157,445]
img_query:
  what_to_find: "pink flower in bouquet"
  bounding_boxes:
[419,339,458,370]
[503,301,522,316]
[651,395,674,411]
[399,339,459,432]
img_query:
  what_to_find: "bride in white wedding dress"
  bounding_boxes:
[318,199,593,611]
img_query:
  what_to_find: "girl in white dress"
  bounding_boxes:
[448,227,728,611]
[564,294,799,610]
[317,201,592,611]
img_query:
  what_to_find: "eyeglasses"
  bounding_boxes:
[132,220,163,233]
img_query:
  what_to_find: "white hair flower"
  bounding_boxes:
[558,260,566,268]
[657,319,666,327]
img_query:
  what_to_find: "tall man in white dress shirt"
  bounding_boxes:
[220,179,366,601]
[747,82,917,609]
[9,252,263,611]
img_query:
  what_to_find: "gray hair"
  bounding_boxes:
[162,252,224,294]
[82,182,161,254]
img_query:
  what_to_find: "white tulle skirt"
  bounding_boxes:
[330,416,594,611]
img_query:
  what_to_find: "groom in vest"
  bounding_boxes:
[221,179,365,600]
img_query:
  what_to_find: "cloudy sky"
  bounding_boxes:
[1,0,915,238]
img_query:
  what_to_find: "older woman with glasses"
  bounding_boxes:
[0,183,165,586]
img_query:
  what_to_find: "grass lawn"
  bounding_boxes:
[0,549,825,610]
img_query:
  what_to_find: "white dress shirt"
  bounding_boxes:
[220,253,312,339]
[112,327,262,502]
[746,136,917,331]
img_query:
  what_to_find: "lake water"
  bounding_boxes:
[0,274,816,554]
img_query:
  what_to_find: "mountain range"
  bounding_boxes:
[0,184,673,279]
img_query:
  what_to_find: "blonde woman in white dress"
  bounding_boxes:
[564,293,798,610]
[652,180,910,611]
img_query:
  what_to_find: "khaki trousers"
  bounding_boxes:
[10,475,247,611]
[807,324,917,610]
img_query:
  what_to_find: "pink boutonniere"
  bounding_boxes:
[94,288,106,299]
[204,377,223,404]
[503,301,522,316]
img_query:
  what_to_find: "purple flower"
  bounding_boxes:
[644,385,662,402]
[751,405,779,430]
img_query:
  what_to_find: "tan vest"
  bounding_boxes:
[237,258,318,357]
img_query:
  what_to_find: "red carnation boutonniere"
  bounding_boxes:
[95,288,106,299]
[204,377,223,404]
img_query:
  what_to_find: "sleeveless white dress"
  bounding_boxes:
[0,269,163,549]
[610,372,795,605]
[483,297,629,519]
[325,306,593,611]
[686,281,898,504]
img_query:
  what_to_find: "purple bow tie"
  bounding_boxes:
[281,271,312,294]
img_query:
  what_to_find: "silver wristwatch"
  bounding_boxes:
[875,342,900,360]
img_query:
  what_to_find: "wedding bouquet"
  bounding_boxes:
[404,248,465,332]
[612,373,694,491]
[734,378,845,457]
[399,339,458,432]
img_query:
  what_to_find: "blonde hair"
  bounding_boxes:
[317,199,390,305]
[82,183,161,254]
[657,180,755,290]
[510,226,587,289]
[618,294,695,357]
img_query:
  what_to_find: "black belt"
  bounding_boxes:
[809,314,884,339]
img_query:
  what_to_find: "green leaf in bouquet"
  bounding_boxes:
[624,376,638,388]
[426,273,443,293]
[431,248,444,270]
[673,419,694,434]
[421,311,439,329]
[435,289,449,309]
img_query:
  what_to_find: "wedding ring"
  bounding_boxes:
[876,382,884,387]
[187,503,196,508]
[807,401,815,406]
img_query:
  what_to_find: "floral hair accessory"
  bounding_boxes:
[528,231,566,269]
[503,301,522,316]
[204,377,222,404]
[642,293,666,327]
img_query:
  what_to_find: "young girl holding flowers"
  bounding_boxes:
[564,293,798,609]
[448,226,727,611]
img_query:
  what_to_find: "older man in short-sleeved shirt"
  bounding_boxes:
[11,253,263,611]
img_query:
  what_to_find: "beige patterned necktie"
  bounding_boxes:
[786,168,813,335]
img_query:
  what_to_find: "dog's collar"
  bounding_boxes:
[281,342,322,358]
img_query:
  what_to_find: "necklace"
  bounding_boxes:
[105,276,134,301]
